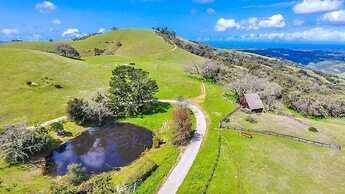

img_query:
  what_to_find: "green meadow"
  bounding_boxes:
[1,29,345,194]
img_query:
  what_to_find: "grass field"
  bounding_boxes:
[2,29,345,194]
[178,82,238,193]
[226,111,345,145]
[208,130,345,193]
[0,38,202,126]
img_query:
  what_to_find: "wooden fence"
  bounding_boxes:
[222,126,341,151]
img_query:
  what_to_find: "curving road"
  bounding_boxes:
[158,100,207,194]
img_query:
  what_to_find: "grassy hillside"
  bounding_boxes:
[0,29,174,57]
[0,31,203,126]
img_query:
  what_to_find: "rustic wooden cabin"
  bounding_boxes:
[239,93,264,113]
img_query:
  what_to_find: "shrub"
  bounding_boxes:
[152,134,161,148]
[26,81,32,86]
[0,124,51,162]
[65,163,88,186]
[308,126,319,133]
[86,173,116,194]
[172,107,194,146]
[245,116,258,124]
[50,122,64,133]
[94,48,105,56]
[50,182,74,194]
[66,98,90,124]
[53,44,80,59]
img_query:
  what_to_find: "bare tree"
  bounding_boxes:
[90,93,112,126]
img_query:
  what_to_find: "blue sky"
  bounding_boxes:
[1,0,345,46]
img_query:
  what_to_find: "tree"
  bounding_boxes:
[111,26,118,31]
[107,65,159,117]
[90,93,112,126]
[53,44,80,59]
[66,98,90,124]
[0,124,51,163]
[172,107,194,146]
[65,163,88,186]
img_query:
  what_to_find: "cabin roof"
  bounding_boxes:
[244,93,264,110]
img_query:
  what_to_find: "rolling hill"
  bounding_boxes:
[1,29,345,194]
[0,29,175,57]
[0,29,203,126]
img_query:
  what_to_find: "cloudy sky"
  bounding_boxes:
[1,0,345,46]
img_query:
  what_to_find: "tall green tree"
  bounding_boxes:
[107,65,159,116]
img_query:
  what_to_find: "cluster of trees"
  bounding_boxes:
[154,27,176,38]
[174,29,345,118]
[285,92,345,117]
[67,93,112,126]
[0,124,51,163]
[172,107,194,146]
[53,44,80,59]
[72,32,102,41]
[67,65,159,125]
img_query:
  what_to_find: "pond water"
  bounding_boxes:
[46,123,153,176]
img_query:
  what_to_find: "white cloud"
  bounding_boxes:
[320,9,345,22]
[239,14,286,30]
[293,0,343,14]
[258,14,286,28]
[35,1,57,14]
[292,19,305,26]
[30,34,41,41]
[61,28,80,38]
[215,18,241,32]
[240,27,345,41]
[1,28,20,35]
[206,8,216,14]
[191,8,198,14]
[51,19,61,25]
[192,0,215,4]
[242,17,259,30]
[98,28,105,33]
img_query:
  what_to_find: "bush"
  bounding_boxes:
[86,173,116,194]
[50,122,64,133]
[245,116,257,124]
[0,124,51,162]
[65,163,88,186]
[26,81,32,86]
[308,126,319,133]
[66,98,90,124]
[53,44,80,59]
[172,107,194,146]
[50,182,74,194]
[152,135,161,148]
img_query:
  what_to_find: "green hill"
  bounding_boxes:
[0,29,175,57]
[0,29,203,126]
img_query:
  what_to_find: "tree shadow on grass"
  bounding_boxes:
[119,102,172,120]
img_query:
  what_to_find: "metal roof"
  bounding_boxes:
[244,93,264,110]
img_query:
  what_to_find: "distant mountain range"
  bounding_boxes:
[240,48,345,77]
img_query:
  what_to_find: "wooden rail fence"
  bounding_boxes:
[222,126,341,151]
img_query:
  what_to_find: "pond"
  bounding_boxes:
[46,123,153,176]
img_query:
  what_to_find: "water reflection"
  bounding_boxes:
[46,123,153,176]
